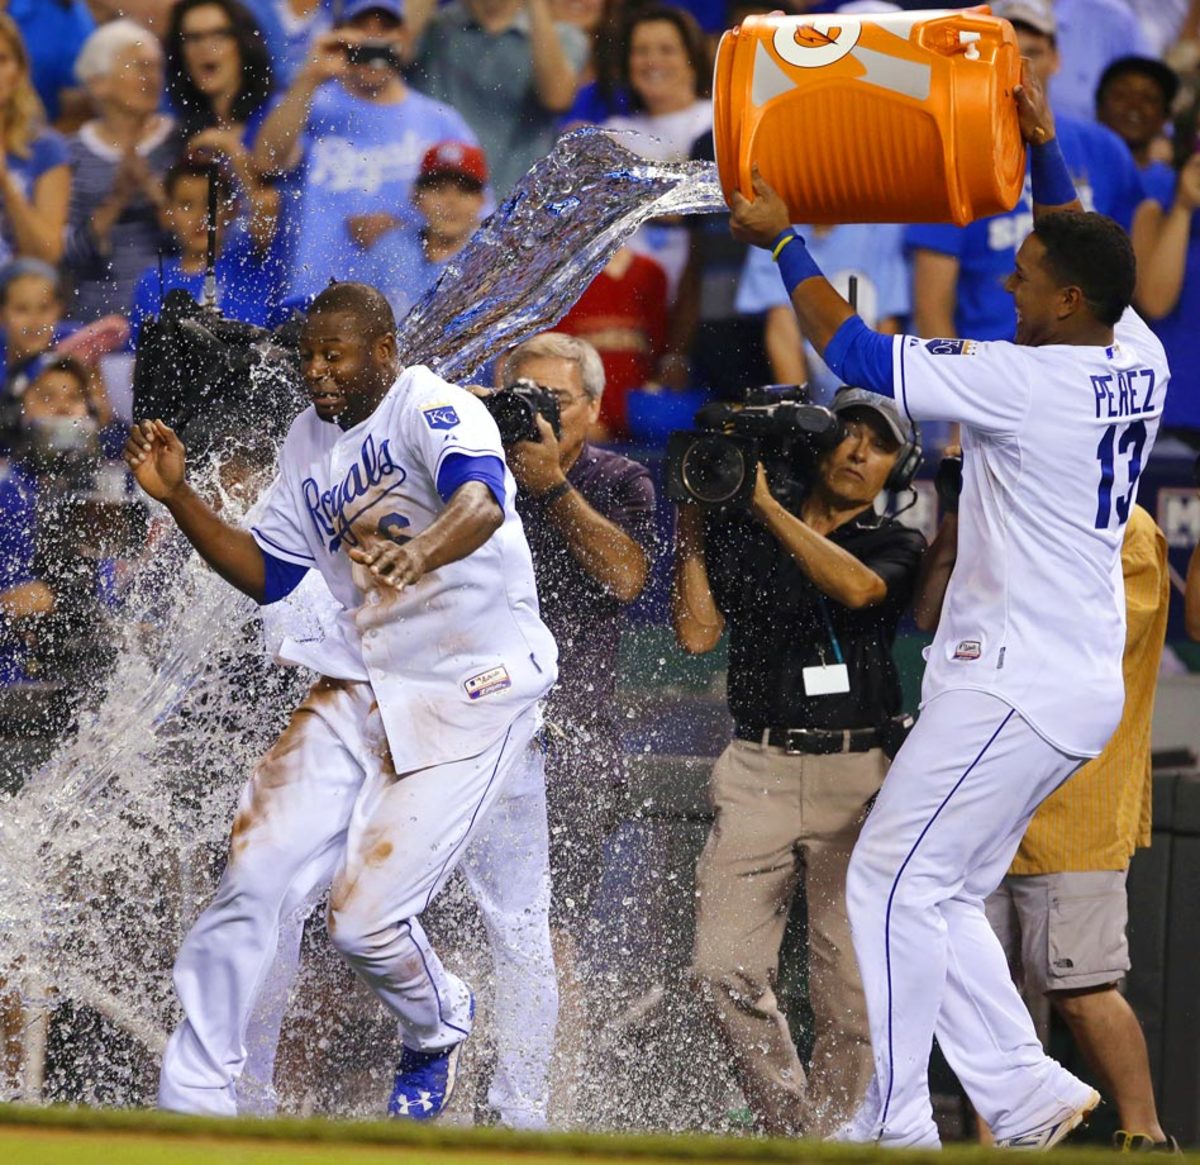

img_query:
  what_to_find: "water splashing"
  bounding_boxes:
[0,131,730,1121]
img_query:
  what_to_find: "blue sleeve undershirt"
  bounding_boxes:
[823,315,896,398]
[258,453,507,605]
[261,549,309,604]
[436,452,506,510]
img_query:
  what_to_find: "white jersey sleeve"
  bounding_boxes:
[248,442,317,569]
[402,369,508,494]
[893,334,1034,436]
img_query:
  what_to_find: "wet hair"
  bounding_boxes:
[0,258,62,307]
[621,4,711,110]
[165,0,275,139]
[164,156,235,204]
[505,332,606,401]
[0,13,45,158]
[1032,211,1136,327]
[309,282,397,340]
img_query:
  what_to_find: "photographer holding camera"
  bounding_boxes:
[490,332,657,938]
[673,387,925,1138]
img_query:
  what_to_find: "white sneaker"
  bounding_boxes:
[994,1089,1102,1150]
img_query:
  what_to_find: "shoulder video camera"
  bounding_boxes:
[132,289,305,459]
[664,384,843,511]
[483,378,563,445]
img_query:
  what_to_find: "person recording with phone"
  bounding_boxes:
[672,387,925,1139]
[253,0,479,303]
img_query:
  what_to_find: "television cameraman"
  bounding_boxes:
[672,387,925,1137]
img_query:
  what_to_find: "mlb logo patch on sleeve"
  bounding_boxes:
[423,404,460,430]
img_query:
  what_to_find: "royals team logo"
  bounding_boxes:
[926,338,978,357]
[422,404,460,430]
[302,434,407,551]
[773,18,860,69]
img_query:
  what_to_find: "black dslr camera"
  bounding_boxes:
[664,384,843,511]
[484,378,563,445]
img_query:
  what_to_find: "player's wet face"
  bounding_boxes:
[300,311,395,428]
[1006,235,1065,346]
[818,408,899,504]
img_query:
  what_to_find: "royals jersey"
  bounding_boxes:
[893,310,1170,758]
[249,367,557,771]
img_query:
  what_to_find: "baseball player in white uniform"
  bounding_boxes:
[730,66,1170,1147]
[241,573,559,1129]
[125,282,557,1119]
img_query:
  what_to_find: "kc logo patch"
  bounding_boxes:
[464,665,512,700]
[954,640,982,661]
[423,404,460,430]
[926,338,978,357]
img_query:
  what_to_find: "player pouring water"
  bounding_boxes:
[730,61,1170,1149]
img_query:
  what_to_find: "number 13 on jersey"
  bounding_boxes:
[1093,369,1155,530]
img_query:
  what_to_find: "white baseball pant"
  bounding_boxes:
[843,690,1095,1147]
[159,676,540,1116]
[238,740,559,1128]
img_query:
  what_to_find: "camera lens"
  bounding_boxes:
[681,435,748,505]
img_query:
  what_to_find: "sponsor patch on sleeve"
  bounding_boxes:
[953,639,982,661]
[464,665,512,700]
[423,404,460,430]
[925,338,977,357]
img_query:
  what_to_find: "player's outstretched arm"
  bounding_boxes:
[1014,58,1084,218]
[349,480,502,591]
[730,167,855,359]
[124,420,268,603]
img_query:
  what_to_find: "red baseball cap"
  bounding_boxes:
[418,140,488,187]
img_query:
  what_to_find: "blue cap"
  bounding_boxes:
[339,0,405,23]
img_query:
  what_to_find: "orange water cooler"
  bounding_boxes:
[713,7,1026,225]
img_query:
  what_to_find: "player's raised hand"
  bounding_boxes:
[729,165,792,249]
[1014,57,1056,146]
[124,420,187,502]
[349,538,429,592]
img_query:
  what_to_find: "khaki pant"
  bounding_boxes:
[690,738,886,1137]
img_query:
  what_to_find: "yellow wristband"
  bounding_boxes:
[772,233,796,262]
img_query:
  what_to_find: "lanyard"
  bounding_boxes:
[816,595,845,666]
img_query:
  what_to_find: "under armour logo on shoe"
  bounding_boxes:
[392,1090,435,1116]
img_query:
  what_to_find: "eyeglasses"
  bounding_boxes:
[180,28,237,47]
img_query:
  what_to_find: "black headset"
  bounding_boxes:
[886,423,923,493]
[831,386,923,493]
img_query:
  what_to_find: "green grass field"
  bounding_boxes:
[0,1104,1177,1165]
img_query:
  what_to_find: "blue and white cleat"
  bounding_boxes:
[994,1089,1102,1150]
[387,995,474,1121]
